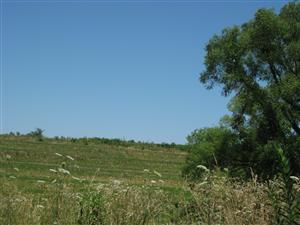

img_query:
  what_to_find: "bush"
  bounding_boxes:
[28,128,44,141]
[183,125,300,180]
[182,127,235,179]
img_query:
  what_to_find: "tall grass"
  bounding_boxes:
[3,168,298,225]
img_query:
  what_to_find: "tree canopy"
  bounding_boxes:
[183,2,300,179]
[201,2,299,141]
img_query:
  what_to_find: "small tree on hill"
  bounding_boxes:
[28,128,44,141]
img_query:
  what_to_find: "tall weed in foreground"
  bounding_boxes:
[77,191,106,225]
[185,166,273,225]
[268,145,300,225]
[96,183,171,225]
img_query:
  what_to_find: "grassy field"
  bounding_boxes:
[0,136,192,224]
[0,136,186,190]
[1,135,298,225]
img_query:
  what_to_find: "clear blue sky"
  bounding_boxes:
[2,0,286,143]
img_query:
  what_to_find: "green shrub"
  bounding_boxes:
[182,127,235,179]
[268,145,300,225]
[78,191,107,225]
[28,128,44,141]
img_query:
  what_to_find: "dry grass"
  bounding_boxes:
[3,169,297,225]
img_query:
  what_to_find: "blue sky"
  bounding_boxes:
[2,0,286,143]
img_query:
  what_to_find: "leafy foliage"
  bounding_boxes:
[184,2,300,179]
[28,128,44,141]
[182,127,235,179]
[268,145,300,225]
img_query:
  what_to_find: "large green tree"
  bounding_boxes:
[201,2,299,141]
[185,2,300,178]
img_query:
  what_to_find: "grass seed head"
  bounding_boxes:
[66,155,74,161]
[196,165,210,172]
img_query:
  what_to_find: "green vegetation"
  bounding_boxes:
[0,134,187,224]
[2,2,300,224]
[27,128,45,141]
[0,135,186,188]
[184,2,300,179]
[1,134,300,225]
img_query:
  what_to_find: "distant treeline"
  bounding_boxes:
[1,130,187,151]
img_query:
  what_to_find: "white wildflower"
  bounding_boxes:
[196,165,210,172]
[143,169,150,173]
[37,180,46,184]
[112,179,121,186]
[150,180,157,184]
[96,183,105,191]
[290,176,299,182]
[72,176,81,181]
[49,169,57,173]
[58,168,70,175]
[36,204,44,209]
[6,154,12,160]
[66,155,74,161]
[153,170,162,177]
[14,167,19,172]
[199,181,208,186]
[55,153,63,157]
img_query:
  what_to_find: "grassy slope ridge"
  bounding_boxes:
[0,136,186,191]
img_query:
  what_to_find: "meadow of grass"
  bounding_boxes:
[1,135,299,225]
[0,136,185,188]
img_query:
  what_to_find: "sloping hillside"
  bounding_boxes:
[0,136,187,192]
